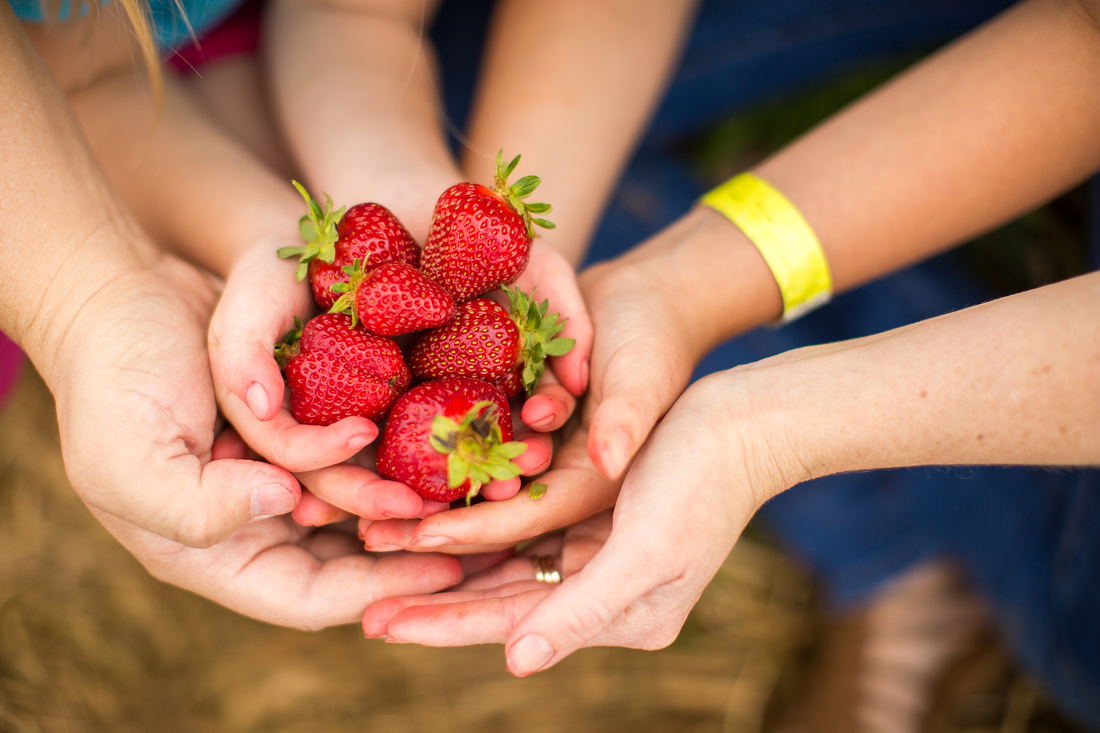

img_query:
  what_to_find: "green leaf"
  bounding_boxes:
[511,175,541,198]
[482,461,522,481]
[276,245,305,259]
[531,218,556,230]
[525,202,551,214]
[495,441,528,459]
[500,151,520,179]
[447,455,469,488]
[528,483,548,500]
[299,217,316,242]
[543,337,576,357]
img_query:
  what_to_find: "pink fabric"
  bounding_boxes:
[0,331,25,411]
[166,0,263,73]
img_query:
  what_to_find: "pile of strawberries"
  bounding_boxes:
[274,153,573,504]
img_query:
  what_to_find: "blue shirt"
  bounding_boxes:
[9,0,242,50]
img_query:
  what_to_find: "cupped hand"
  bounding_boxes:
[511,241,593,431]
[52,253,300,548]
[360,370,785,670]
[88,425,463,629]
[358,416,617,554]
[357,244,692,555]
[578,255,700,480]
[208,239,382,474]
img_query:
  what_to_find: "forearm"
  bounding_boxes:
[267,0,457,241]
[732,271,1100,493]
[70,72,304,278]
[462,0,700,265]
[0,5,158,384]
[624,0,1100,357]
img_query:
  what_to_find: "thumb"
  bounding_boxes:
[117,457,301,548]
[502,532,669,676]
[585,334,694,480]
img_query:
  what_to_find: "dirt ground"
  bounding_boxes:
[0,364,1090,733]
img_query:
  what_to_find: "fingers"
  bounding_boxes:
[100,511,465,630]
[292,489,352,526]
[516,244,592,398]
[210,246,381,472]
[413,429,616,549]
[103,455,302,548]
[294,462,426,523]
[364,583,551,643]
[520,369,576,433]
[361,517,516,555]
[583,313,694,482]
[208,246,305,423]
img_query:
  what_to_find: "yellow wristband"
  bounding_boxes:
[700,173,832,322]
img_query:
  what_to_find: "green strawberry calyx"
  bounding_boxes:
[493,150,555,240]
[429,400,528,505]
[328,258,370,328]
[273,316,305,372]
[503,285,576,396]
[276,180,346,281]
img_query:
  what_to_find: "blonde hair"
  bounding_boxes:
[113,0,164,108]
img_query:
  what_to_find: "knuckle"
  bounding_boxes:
[170,511,227,549]
[557,592,617,643]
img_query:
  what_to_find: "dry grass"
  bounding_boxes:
[0,368,1088,733]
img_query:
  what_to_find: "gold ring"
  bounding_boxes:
[531,555,562,584]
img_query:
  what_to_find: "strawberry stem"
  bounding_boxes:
[503,285,576,395]
[493,150,555,239]
[276,180,346,281]
[328,258,369,327]
[428,400,527,505]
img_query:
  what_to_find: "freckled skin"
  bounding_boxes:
[309,203,420,310]
[284,313,411,426]
[377,378,515,503]
[421,183,531,302]
[407,297,520,382]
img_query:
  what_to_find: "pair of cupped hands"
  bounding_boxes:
[52,205,782,677]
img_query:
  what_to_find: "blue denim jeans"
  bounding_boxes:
[432,0,1099,726]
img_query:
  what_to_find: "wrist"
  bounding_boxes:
[622,205,786,359]
[10,232,162,391]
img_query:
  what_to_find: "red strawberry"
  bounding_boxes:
[277,181,420,309]
[376,378,527,504]
[407,286,574,395]
[329,260,455,336]
[421,151,554,302]
[492,367,524,399]
[275,313,411,426]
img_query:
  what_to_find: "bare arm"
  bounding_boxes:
[461,0,701,265]
[583,0,1100,478]
[265,0,456,241]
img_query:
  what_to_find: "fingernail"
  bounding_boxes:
[602,428,632,478]
[524,403,556,431]
[580,359,590,391]
[251,484,296,519]
[410,535,452,548]
[346,431,375,451]
[384,637,410,645]
[365,544,403,552]
[246,382,270,419]
[508,634,554,676]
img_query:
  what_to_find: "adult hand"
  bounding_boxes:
[48,252,462,626]
[360,369,787,669]
[358,238,692,553]
[53,253,302,548]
